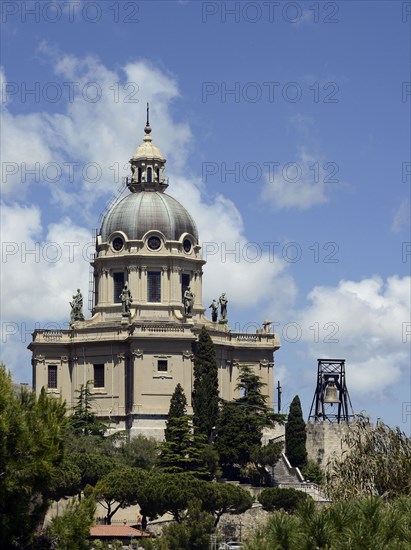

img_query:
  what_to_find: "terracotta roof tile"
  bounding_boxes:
[90,525,150,538]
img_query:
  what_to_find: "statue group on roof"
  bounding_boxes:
[209,292,228,323]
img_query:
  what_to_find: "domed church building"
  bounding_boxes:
[29,112,281,439]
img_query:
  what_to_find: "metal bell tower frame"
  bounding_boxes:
[308,359,354,423]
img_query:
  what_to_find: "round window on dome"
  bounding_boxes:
[147,236,162,251]
[183,239,192,253]
[112,237,124,251]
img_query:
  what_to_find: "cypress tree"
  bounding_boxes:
[285,395,307,468]
[192,326,219,440]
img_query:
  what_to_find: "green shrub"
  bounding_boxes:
[301,459,323,485]
[258,487,311,513]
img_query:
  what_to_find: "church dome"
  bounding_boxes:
[100,191,198,242]
[131,140,165,161]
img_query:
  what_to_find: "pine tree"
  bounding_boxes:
[285,395,307,468]
[160,384,210,478]
[215,365,279,469]
[192,326,219,440]
[69,380,108,436]
[0,364,67,548]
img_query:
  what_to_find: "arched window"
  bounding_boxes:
[138,167,142,182]
[147,167,152,183]
[156,167,160,181]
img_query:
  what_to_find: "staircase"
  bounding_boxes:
[272,453,304,484]
[271,453,330,503]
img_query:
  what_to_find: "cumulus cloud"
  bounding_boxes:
[295,275,411,395]
[171,174,296,315]
[0,202,91,381]
[1,53,191,214]
[1,202,91,322]
[260,147,332,210]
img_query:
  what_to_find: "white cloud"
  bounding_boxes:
[1,66,61,197]
[275,363,289,386]
[391,198,411,233]
[1,55,191,213]
[260,147,330,210]
[295,275,411,395]
[1,202,90,322]
[170,174,296,314]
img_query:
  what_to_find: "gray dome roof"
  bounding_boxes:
[100,191,199,242]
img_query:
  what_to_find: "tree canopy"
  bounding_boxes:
[94,467,147,524]
[164,383,187,443]
[69,381,109,437]
[160,384,214,479]
[138,473,206,522]
[324,415,411,500]
[45,495,96,550]
[0,364,67,549]
[246,496,411,550]
[215,365,280,470]
[120,434,159,470]
[203,482,254,526]
[258,487,311,513]
[192,326,219,441]
[161,498,215,550]
[285,395,307,468]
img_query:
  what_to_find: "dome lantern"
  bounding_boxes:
[128,103,168,192]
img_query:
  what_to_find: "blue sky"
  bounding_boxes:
[1,0,410,431]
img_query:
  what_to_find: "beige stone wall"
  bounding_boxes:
[306,422,349,468]
[30,324,280,441]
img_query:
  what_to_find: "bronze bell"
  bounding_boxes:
[323,381,340,404]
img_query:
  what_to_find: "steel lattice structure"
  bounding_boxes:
[308,359,355,423]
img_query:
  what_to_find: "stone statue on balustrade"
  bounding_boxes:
[183,286,194,317]
[209,299,218,322]
[120,282,133,316]
[219,292,228,323]
[70,289,85,324]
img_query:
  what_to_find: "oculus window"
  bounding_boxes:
[147,236,161,251]
[112,237,124,251]
[183,239,192,253]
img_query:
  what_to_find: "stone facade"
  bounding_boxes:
[306,421,349,468]
[29,118,281,439]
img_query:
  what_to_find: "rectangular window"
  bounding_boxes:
[93,364,105,388]
[113,272,125,303]
[181,273,190,302]
[157,360,168,372]
[48,365,57,389]
[148,271,161,302]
